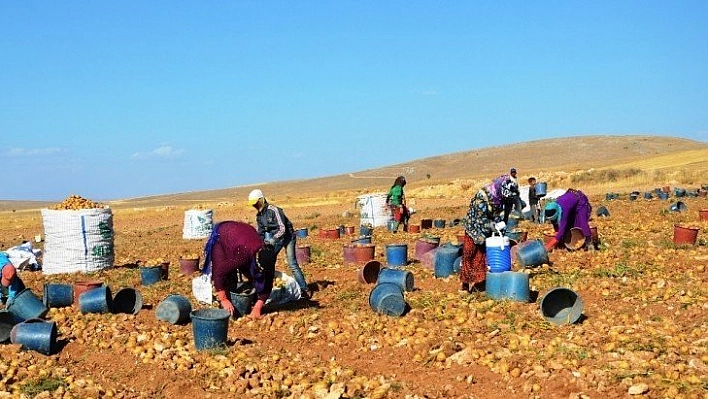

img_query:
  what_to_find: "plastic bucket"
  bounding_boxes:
[344,226,356,235]
[674,188,686,197]
[505,229,527,244]
[596,206,610,217]
[658,192,669,201]
[79,285,113,314]
[338,225,346,236]
[43,283,74,308]
[505,272,530,302]
[629,192,639,201]
[358,260,381,284]
[408,224,421,233]
[229,283,256,318]
[485,272,505,300]
[377,267,414,292]
[191,308,230,350]
[352,244,375,263]
[514,239,549,268]
[295,228,308,239]
[351,235,372,245]
[433,219,446,228]
[0,311,18,343]
[10,318,57,355]
[385,243,408,267]
[540,287,584,325]
[179,258,200,276]
[643,192,653,200]
[535,182,547,197]
[113,288,143,315]
[369,283,406,317]
[343,245,357,264]
[434,245,460,278]
[669,201,688,213]
[140,266,162,286]
[7,289,49,322]
[319,228,340,239]
[296,245,311,264]
[700,209,708,222]
[359,225,373,236]
[673,225,699,245]
[420,248,437,270]
[160,262,170,281]
[73,281,103,305]
[414,238,439,260]
[485,235,511,273]
[420,219,433,229]
[156,294,192,324]
[563,227,586,251]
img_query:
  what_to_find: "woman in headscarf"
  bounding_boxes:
[543,188,592,252]
[459,175,514,292]
[386,176,410,232]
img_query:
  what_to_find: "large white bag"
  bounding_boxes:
[41,207,114,274]
[183,209,214,239]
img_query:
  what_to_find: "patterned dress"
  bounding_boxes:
[460,187,505,286]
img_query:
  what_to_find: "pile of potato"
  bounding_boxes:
[49,194,104,210]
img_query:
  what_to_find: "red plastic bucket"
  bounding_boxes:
[673,225,699,245]
[296,245,311,264]
[699,209,708,222]
[357,260,381,284]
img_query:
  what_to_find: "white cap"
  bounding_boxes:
[248,189,264,205]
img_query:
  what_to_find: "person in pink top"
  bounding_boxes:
[204,221,277,319]
[543,188,593,252]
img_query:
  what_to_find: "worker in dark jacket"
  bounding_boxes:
[249,189,311,299]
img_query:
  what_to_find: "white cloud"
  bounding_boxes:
[5,147,64,156]
[131,145,185,160]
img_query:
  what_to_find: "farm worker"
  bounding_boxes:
[386,176,410,232]
[203,221,277,318]
[459,175,514,292]
[501,168,522,223]
[248,189,311,300]
[527,177,540,223]
[1,251,25,303]
[543,188,593,252]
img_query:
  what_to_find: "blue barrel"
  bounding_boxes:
[385,243,408,267]
[156,294,193,325]
[535,182,547,197]
[140,266,162,286]
[540,287,584,325]
[452,256,462,274]
[191,308,230,350]
[113,288,143,315]
[505,272,530,302]
[514,239,549,268]
[10,318,57,355]
[79,285,113,314]
[0,311,19,343]
[229,283,256,318]
[434,245,459,278]
[369,283,406,317]
[643,191,653,200]
[43,283,74,308]
[433,219,446,228]
[485,235,511,273]
[295,228,308,239]
[596,206,610,217]
[485,272,505,300]
[7,289,48,322]
[377,268,414,292]
[359,225,373,236]
[352,235,372,245]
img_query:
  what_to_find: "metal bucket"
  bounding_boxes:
[369,283,406,317]
[113,288,143,315]
[43,283,74,308]
[7,289,48,322]
[191,308,230,350]
[540,287,584,325]
[563,227,586,251]
[351,235,372,245]
[156,294,193,325]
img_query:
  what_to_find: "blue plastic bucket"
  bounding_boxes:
[10,318,57,355]
[629,192,639,201]
[485,235,511,273]
[674,188,686,197]
[359,225,373,236]
[540,287,584,325]
[385,243,408,267]
[229,283,256,318]
[295,228,308,239]
[0,310,19,343]
[156,294,192,325]
[514,239,549,268]
[113,288,143,315]
[140,266,162,286]
[505,272,530,302]
[452,256,462,274]
[658,192,669,201]
[643,191,653,200]
[596,206,610,217]
[377,268,414,292]
[485,272,505,300]
[7,289,48,322]
[669,201,688,213]
[433,219,446,228]
[79,285,113,314]
[369,283,406,317]
[43,283,74,308]
[351,235,372,245]
[535,182,547,197]
[191,308,230,350]
[434,245,460,278]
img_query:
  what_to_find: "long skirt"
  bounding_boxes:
[459,234,486,285]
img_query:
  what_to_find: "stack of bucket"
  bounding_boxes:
[369,267,413,317]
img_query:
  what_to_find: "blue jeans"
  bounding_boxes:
[274,235,309,292]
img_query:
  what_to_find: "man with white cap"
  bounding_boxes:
[248,189,311,299]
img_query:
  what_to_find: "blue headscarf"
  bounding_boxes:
[544,202,562,223]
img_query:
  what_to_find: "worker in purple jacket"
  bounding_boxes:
[543,188,593,251]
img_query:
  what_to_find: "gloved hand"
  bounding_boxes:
[544,237,558,252]
[264,237,276,247]
[216,290,235,316]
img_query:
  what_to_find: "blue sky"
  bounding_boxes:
[2,2,706,201]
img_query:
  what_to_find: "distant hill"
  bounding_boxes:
[2,135,706,212]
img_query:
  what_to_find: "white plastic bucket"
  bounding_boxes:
[357,193,391,228]
[485,234,511,273]
[183,209,214,239]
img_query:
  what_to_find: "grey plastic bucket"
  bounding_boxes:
[7,289,48,322]
[669,201,688,213]
[540,287,584,325]
[156,294,192,325]
[79,285,113,314]
[377,268,414,292]
[10,318,57,355]
[43,283,74,308]
[191,308,230,350]
[113,288,143,315]
[140,266,162,286]
[229,283,256,318]
[369,283,406,317]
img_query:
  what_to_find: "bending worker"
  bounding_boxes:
[1,251,25,303]
[543,188,593,252]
